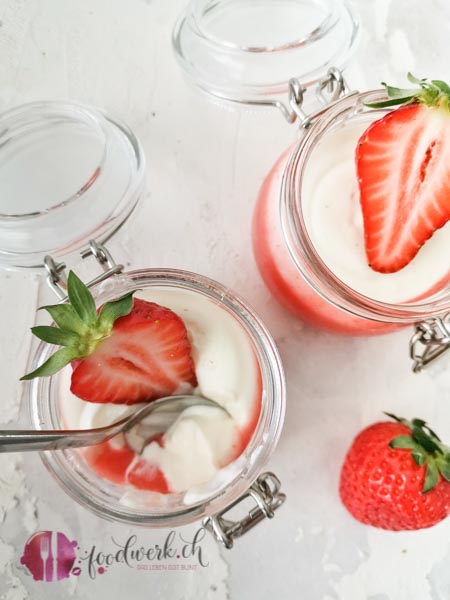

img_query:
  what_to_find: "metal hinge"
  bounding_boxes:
[410,316,450,372]
[287,66,353,126]
[240,67,353,126]
[44,240,124,300]
[203,472,286,549]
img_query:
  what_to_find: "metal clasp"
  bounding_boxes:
[300,69,358,129]
[315,67,350,105]
[284,67,352,126]
[410,315,450,372]
[203,472,286,549]
[232,67,353,126]
[44,240,124,300]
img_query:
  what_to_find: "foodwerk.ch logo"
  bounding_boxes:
[20,528,208,581]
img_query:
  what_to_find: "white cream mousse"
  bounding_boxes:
[59,287,261,493]
[302,121,450,303]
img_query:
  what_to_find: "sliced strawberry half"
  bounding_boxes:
[71,299,197,404]
[356,74,450,273]
[21,272,197,405]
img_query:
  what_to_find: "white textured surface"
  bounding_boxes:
[1,0,450,598]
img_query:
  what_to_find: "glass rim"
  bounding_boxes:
[27,267,286,527]
[172,0,359,102]
[0,101,108,221]
[187,0,341,54]
[281,89,450,324]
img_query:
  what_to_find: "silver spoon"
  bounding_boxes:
[0,395,228,453]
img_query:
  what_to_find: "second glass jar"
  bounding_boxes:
[253,91,450,336]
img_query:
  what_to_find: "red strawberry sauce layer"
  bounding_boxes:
[83,436,170,494]
[253,147,401,335]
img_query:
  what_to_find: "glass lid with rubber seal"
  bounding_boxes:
[173,0,359,107]
[0,101,145,270]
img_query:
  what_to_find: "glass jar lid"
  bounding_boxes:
[173,0,359,105]
[0,101,145,269]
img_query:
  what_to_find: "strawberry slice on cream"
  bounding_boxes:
[22,273,197,405]
[357,74,450,273]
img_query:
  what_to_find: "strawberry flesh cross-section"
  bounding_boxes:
[71,299,198,405]
[356,75,450,273]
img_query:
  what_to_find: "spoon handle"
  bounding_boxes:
[0,395,227,453]
[0,428,110,453]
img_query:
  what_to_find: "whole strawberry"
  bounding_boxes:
[340,414,450,530]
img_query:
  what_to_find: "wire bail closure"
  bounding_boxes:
[44,240,124,300]
[239,67,353,125]
[287,66,351,123]
[283,67,353,125]
[410,316,450,372]
[203,472,286,548]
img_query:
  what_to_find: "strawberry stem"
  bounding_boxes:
[386,413,450,493]
[365,73,450,111]
[21,272,136,380]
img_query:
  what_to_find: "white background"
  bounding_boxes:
[1,0,450,598]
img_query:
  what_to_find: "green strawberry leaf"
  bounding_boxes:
[412,426,442,454]
[438,456,450,482]
[365,97,416,109]
[20,347,79,380]
[423,463,439,493]
[412,451,426,467]
[384,412,403,423]
[407,72,427,85]
[97,292,134,333]
[67,271,97,326]
[382,84,418,100]
[389,435,421,451]
[424,425,441,442]
[30,326,80,347]
[365,74,450,110]
[40,303,88,336]
[431,80,450,96]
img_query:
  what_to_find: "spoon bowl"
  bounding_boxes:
[0,395,228,453]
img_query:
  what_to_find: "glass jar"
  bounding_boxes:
[26,263,285,547]
[252,90,450,366]
[0,99,287,547]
